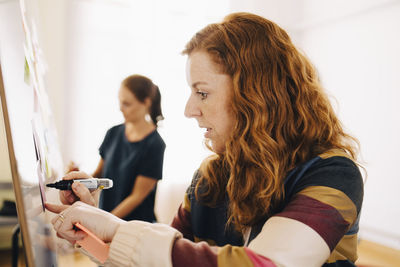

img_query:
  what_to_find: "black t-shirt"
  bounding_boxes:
[99,124,166,222]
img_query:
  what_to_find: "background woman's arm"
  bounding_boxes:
[92,158,104,178]
[110,175,157,219]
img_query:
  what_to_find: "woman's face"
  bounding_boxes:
[184,51,235,153]
[118,86,149,123]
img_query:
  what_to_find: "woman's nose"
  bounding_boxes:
[184,96,201,118]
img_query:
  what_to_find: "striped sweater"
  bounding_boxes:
[170,152,363,266]
[104,151,363,267]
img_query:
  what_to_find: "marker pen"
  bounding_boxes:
[46,178,113,191]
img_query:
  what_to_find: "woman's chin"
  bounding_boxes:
[211,141,225,154]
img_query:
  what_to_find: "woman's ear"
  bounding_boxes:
[144,97,152,109]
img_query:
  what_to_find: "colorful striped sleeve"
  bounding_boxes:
[280,186,357,250]
[249,156,363,266]
[171,239,277,267]
[171,194,194,241]
[170,155,363,267]
[171,194,278,266]
[247,184,357,266]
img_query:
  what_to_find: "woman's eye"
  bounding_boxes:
[121,102,131,108]
[196,91,208,100]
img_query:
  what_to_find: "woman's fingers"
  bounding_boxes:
[56,232,75,245]
[60,190,78,205]
[59,228,87,241]
[50,201,123,243]
[66,161,80,173]
[56,229,85,244]
[66,191,79,203]
[45,202,69,214]
[52,215,63,228]
[49,202,87,242]
[58,171,93,205]
[63,171,92,180]
[71,182,95,206]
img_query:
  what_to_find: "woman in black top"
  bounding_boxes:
[64,74,165,222]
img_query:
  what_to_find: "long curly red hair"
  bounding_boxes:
[183,12,360,232]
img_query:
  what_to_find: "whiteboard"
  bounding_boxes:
[0,0,64,266]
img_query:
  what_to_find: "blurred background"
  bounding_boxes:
[0,0,399,265]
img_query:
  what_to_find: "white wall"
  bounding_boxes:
[296,1,400,249]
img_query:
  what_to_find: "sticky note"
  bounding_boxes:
[75,222,110,264]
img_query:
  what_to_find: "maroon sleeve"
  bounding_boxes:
[172,239,218,267]
[170,196,194,241]
[171,238,277,267]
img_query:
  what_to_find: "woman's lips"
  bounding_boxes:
[204,128,211,138]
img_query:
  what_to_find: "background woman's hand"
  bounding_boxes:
[46,201,125,244]
[66,161,80,173]
[59,171,99,207]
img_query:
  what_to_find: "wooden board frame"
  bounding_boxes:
[0,62,36,267]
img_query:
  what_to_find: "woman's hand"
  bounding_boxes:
[66,161,80,173]
[59,171,99,207]
[45,201,125,244]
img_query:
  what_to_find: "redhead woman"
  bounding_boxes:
[47,13,363,267]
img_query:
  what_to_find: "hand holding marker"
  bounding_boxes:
[46,178,114,264]
[46,178,113,191]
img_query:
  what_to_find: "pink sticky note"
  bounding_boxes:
[75,222,110,264]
